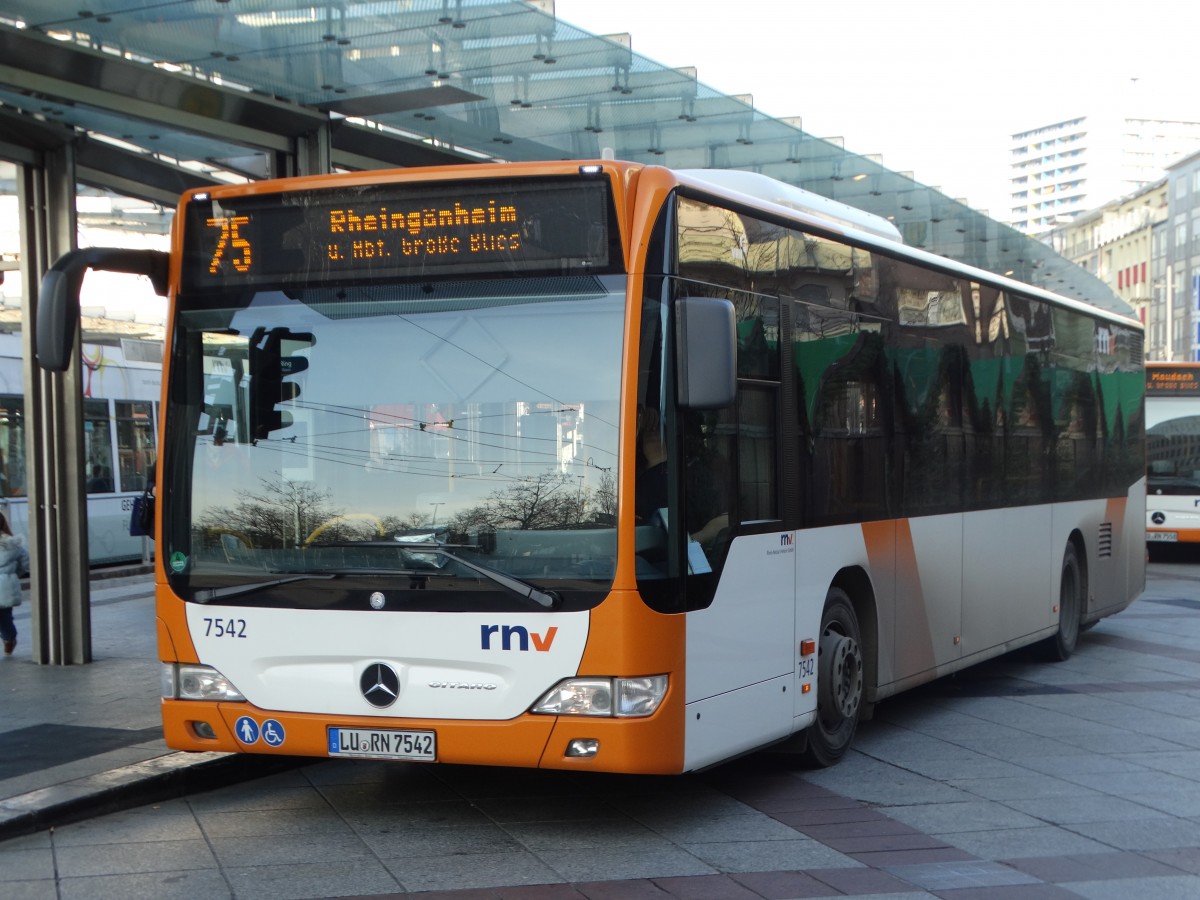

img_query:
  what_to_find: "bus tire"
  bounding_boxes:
[801,587,864,768]
[1040,542,1083,662]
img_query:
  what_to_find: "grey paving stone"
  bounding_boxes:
[639,811,807,843]
[5,880,58,900]
[53,837,217,878]
[609,786,755,819]
[186,782,333,814]
[1068,817,1200,851]
[470,794,624,823]
[57,869,234,900]
[314,775,462,806]
[882,755,1031,781]
[194,805,355,838]
[335,798,494,831]
[50,809,205,847]
[359,821,523,858]
[208,831,378,867]
[1063,875,1200,899]
[948,774,1095,801]
[1019,753,1153,778]
[224,858,401,899]
[803,759,973,806]
[537,844,717,882]
[0,846,55,880]
[681,836,859,873]
[0,831,51,851]
[883,859,1040,890]
[934,825,1112,860]
[505,817,670,851]
[882,799,1046,834]
[384,849,561,892]
[1007,794,1169,826]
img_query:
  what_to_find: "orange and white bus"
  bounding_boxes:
[1146,362,1200,546]
[38,161,1145,773]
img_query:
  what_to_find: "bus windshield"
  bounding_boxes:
[1147,408,1200,494]
[163,275,624,610]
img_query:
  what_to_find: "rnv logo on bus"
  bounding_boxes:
[480,624,558,652]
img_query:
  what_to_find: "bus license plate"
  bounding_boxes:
[327,727,436,760]
[1148,532,1179,542]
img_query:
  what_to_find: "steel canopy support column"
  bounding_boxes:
[19,145,91,665]
[293,123,332,178]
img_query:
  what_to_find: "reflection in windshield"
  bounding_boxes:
[1148,414,1200,495]
[168,277,624,599]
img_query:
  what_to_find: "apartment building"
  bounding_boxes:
[1010,112,1200,237]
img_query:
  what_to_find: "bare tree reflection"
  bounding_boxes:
[451,471,608,532]
[197,468,618,555]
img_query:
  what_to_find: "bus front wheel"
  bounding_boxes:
[801,587,864,768]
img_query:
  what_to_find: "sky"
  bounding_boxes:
[553,0,1196,218]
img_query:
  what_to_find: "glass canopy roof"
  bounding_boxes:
[0,0,1128,314]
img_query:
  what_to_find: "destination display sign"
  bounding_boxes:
[181,177,620,291]
[1147,364,1200,397]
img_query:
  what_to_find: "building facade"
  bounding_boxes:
[1043,180,1168,356]
[1166,151,1200,361]
[1010,112,1200,237]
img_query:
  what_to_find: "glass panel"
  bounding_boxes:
[116,401,155,492]
[1148,415,1200,492]
[735,295,779,380]
[84,399,115,493]
[735,387,777,522]
[0,396,24,498]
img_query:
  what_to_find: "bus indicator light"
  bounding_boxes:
[800,639,816,656]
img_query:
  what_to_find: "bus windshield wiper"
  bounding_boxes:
[398,543,559,609]
[193,573,339,603]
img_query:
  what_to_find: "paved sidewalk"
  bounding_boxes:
[0,571,291,840]
[7,561,1200,898]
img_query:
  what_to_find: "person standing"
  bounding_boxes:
[0,512,29,655]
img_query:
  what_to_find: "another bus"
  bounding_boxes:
[37,161,1145,773]
[0,331,159,565]
[1146,361,1200,546]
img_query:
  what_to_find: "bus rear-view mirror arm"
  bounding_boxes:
[37,248,170,372]
[675,296,736,410]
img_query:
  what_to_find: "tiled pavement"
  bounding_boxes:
[7,557,1200,897]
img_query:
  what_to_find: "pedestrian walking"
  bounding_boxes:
[0,511,29,655]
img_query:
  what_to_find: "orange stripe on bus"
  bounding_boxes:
[863,518,936,677]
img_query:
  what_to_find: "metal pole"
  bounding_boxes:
[19,144,91,664]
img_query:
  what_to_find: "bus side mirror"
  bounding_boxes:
[37,267,75,373]
[37,248,170,372]
[675,297,736,409]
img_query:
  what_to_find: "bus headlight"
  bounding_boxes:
[531,675,667,718]
[162,663,246,702]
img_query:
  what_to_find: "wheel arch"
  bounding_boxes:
[1066,527,1090,617]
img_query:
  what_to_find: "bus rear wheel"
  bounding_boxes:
[801,587,864,768]
[1040,542,1083,662]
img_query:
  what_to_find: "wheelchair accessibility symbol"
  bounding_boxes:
[261,719,286,748]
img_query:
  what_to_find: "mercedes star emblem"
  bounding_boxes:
[360,663,400,708]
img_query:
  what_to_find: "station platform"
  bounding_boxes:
[0,570,298,844]
[6,563,1200,898]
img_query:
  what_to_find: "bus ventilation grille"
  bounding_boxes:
[1098,522,1113,558]
[1128,334,1144,367]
